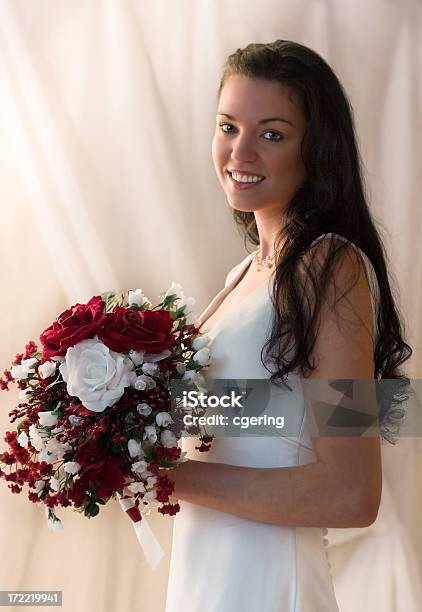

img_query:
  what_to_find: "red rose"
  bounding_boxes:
[77,458,127,501]
[97,307,176,354]
[40,296,105,359]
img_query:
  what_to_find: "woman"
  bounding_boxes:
[164,40,412,612]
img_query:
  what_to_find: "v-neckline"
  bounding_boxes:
[198,254,274,334]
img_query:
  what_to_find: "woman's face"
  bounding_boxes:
[212,75,307,214]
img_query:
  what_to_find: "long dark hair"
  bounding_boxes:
[217,40,412,442]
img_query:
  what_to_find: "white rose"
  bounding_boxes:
[38,411,58,428]
[128,289,149,307]
[137,403,152,416]
[132,374,156,391]
[128,438,143,458]
[17,430,29,448]
[143,350,171,363]
[192,335,211,351]
[141,362,159,376]
[192,347,211,366]
[38,361,57,380]
[11,358,38,380]
[155,412,173,427]
[59,338,136,413]
[160,430,178,448]
[143,425,157,444]
[63,461,81,475]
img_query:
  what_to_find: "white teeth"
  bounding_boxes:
[231,172,264,183]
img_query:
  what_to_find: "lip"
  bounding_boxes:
[228,169,265,177]
[226,170,266,190]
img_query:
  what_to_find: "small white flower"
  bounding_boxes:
[141,362,159,376]
[46,438,71,459]
[128,289,149,307]
[51,355,65,363]
[38,361,57,380]
[128,350,145,366]
[18,388,32,401]
[178,296,196,310]
[38,411,58,428]
[192,347,211,366]
[38,449,54,464]
[17,430,29,448]
[49,476,60,492]
[68,415,82,427]
[51,425,65,435]
[137,403,152,416]
[140,469,153,479]
[155,412,173,427]
[182,369,197,382]
[146,476,158,489]
[192,334,211,351]
[132,374,156,391]
[29,424,48,451]
[11,358,38,380]
[128,438,143,458]
[142,490,156,502]
[63,461,81,475]
[143,425,157,444]
[160,430,178,448]
[143,350,171,363]
[165,282,184,298]
[175,362,186,375]
[127,481,146,494]
[34,480,45,494]
[131,460,148,474]
[45,508,63,532]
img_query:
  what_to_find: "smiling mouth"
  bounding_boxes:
[226,171,266,184]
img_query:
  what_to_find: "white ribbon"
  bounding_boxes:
[119,496,164,570]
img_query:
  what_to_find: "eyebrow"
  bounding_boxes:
[217,112,293,126]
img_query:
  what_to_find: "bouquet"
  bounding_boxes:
[0,283,213,568]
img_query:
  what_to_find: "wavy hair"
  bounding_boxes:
[217,40,412,442]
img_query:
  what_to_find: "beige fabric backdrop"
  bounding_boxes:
[0,1,421,611]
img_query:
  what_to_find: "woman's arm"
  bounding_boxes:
[168,243,382,528]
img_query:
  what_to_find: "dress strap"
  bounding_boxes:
[197,253,253,328]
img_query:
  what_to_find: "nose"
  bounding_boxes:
[230,132,258,162]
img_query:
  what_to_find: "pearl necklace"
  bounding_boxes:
[252,248,276,271]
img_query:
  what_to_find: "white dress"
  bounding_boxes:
[165,233,380,612]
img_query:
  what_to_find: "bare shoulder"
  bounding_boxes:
[298,233,375,380]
